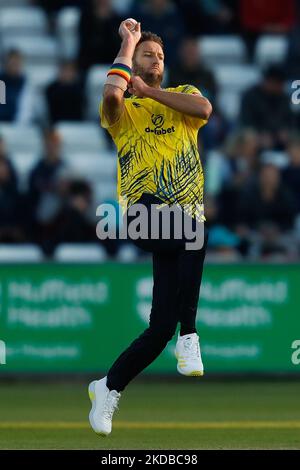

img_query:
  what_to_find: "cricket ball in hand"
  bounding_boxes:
[124,18,138,32]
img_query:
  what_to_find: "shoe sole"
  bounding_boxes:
[188,370,204,376]
[175,352,204,377]
[88,380,108,437]
[177,365,204,376]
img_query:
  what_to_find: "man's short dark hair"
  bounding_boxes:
[5,49,22,60]
[135,31,164,53]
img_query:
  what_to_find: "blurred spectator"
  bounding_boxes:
[239,65,294,150]
[32,1,84,32]
[281,133,300,213]
[33,0,84,13]
[204,194,219,229]
[198,0,238,34]
[237,163,297,232]
[216,129,260,226]
[46,61,85,124]
[240,0,296,58]
[0,136,18,190]
[0,158,24,242]
[206,225,242,261]
[168,37,217,103]
[222,128,259,185]
[285,25,300,81]
[130,0,185,66]
[78,0,122,70]
[200,111,229,152]
[249,221,298,261]
[167,36,228,150]
[28,129,66,223]
[205,200,242,261]
[173,0,208,36]
[52,179,96,246]
[0,50,35,124]
[174,0,238,36]
[240,0,296,33]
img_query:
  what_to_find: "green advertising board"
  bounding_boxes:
[0,263,299,374]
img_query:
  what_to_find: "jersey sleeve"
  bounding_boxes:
[99,99,130,139]
[180,84,209,130]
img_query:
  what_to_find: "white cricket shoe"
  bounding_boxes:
[88,376,121,436]
[175,333,204,376]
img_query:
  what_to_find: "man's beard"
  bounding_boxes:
[132,63,163,88]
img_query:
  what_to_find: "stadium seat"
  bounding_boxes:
[212,64,261,93]
[55,122,107,154]
[0,124,43,154]
[0,0,29,7]
[212,65,261,121]
[0,244,44,262]
[54,243,108,262]
[260,150,289,167]
[86,65,109,120]
[25,64,58,89]
[217,90,241,121]
[94,181,117,203]
[10,152,39,190]
[65,152,117,181]
[1,35,59,66]
[198,36,247,65]
[112,0,133,14]
[64,150,116,160]
[56,7,80,59]
[255,35,288,67]
[0,7,48,36]
[205,150,228,195]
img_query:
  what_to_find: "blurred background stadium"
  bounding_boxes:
[0,0,300,450]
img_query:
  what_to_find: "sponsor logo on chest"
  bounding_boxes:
[145,114,175,135]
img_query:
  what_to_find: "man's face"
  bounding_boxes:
[6,53,23,76]
[0,139,6,157]
[133,41,164,88]
[259,165,280,189]
[288,143,300,165]
[180,39,199,68]
[45,132,61,161]
[263,78,284,95]
[59,63,77,83]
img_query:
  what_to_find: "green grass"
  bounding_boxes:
[0,379,300,449]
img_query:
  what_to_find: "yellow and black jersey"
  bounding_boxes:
[99,84,207,222]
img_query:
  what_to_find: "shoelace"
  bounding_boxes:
[183,337,200,360]
[103,391,121,421]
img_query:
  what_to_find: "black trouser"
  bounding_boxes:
[106,193,208,392]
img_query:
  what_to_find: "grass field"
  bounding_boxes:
[0,379,300,450]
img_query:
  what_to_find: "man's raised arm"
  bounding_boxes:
[128,76,212,121]
[102,20,141,126]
